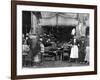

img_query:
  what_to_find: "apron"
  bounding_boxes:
[70,45,78,58]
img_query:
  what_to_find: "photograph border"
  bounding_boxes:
[11,1,97,80]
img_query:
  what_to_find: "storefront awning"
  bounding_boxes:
[39,15,78,26]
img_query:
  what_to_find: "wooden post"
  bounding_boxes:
[30,12,38,34]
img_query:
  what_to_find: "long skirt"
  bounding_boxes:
[85,46,90,62]
[70,45,78,58]
[34,53,41,63]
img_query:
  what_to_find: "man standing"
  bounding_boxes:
[78,36,86,63]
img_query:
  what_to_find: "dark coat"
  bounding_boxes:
[28,38,41,57]
[78,37,86,62]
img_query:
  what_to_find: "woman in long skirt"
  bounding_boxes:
[70,39,79,62]
[85,35,90,64]
[28,35,41,66]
